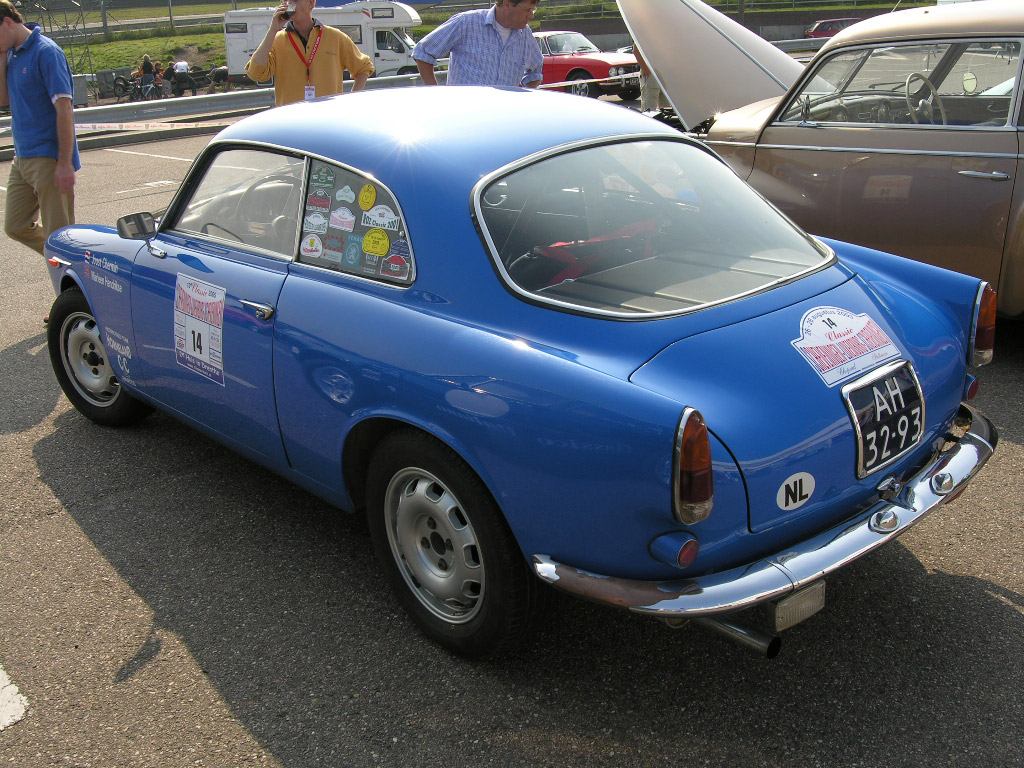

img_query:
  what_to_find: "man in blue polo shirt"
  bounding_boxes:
[414,0,543,88]
[0,0,80,267]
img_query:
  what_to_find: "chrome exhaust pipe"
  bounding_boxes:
[692,616,781,659]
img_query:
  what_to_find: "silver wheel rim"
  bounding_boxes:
[570,79,589,97]
[60,311,121,407]
[384,467,484,623]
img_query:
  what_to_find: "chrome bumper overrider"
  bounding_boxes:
[532,403,997,619]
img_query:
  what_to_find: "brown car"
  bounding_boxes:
[624,0,1024,315]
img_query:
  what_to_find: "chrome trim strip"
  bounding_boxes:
[532,403,996,618]
[726,142,1021,160]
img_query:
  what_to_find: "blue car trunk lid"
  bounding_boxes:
[629,278,966,533]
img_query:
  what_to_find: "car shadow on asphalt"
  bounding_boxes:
[1,332,60,437]
[32,402,1024,768]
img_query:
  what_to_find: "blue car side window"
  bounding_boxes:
[173,148,304,256]
[296,161,414,285]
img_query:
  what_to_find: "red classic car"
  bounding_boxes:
[534,30,640,99]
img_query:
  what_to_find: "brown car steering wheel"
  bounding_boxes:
[905,72,947,125]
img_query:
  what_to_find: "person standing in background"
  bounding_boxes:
[413,0,543,88]
[246,0,373,107]
[0,0,79,287]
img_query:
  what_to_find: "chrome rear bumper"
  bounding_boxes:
[532,403,997,618]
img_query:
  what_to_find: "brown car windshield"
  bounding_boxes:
[477,140,830,317]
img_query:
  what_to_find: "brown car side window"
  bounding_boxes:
[780,40,1021,128]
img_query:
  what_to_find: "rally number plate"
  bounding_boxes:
[842,360,925,478]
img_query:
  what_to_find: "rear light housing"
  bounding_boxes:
[673,407,713,524]
[969,282,996,367]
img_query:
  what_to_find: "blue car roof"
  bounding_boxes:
[212,86,681,193]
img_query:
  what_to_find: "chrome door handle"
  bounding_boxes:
[240,300,275,321]
[957,170,1010,181]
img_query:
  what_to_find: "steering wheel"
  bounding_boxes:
[237,174,301,220]
[905,72,947,125]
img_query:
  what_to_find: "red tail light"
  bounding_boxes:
[971,283,996,367]
[673,408,713,524]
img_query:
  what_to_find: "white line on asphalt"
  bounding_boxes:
[104,148,194,162]
[117,180,179,195]
[0,664,28,731]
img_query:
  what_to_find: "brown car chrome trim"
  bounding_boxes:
[532,403,996,618]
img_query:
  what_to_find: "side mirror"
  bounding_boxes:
[963,71,978,94]
[800,95,811,122]
[116,212,157,240]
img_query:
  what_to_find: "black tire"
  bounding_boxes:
[47,289,151,427]
[112,76,129,99]
[619,88,640,101]
[397,66,418,76]
[566,71,599,98]
[366,430,542,658]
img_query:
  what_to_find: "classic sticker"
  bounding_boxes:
[362,227,391,257]
[309,165,336,188]
[358,183,377,211]
[862,174,912,203]
[361,204,400,231]
[777,472,815,511]
[792,307,900,387]
[300,234,324,258]
[174,274,225,387]
[389,239,410,260]
[329,207,356,231]
[336,185,356,203]
[303,212,329,234]
[380,253,410,281]
[306,189,331,210]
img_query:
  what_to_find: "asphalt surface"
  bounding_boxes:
[0,132,1022,768]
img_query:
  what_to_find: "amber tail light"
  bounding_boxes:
[971,283,996,367]
[673,408,713,524]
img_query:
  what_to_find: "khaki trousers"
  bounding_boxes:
[4,156,75,256]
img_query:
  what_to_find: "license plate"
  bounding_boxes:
[625,76,640,87]
[842,360,925,478]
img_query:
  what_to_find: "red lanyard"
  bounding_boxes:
[288,26,322,84]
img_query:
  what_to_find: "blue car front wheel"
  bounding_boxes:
[366,430,543,658]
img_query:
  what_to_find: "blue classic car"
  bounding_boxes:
[45,86,997,658]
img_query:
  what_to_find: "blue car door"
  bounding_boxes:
[129,147,306,466]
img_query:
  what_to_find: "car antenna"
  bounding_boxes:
[890,0,902,12]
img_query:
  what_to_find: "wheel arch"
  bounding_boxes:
[342,416,507,529]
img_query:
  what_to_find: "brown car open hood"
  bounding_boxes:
[618,0,803,129]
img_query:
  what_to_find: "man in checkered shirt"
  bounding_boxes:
[414,0,543,88]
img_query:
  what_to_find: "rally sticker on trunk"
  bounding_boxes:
[792,307,899,387]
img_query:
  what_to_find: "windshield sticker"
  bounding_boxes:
[389,239,410,261]
[174,274,225,387]
[381,253,410,281]
[358,183,376,211]
[300,234,324,259]
[792,307,899,386]
[324,232,346,254]
[310,165,336,188]
[306,189,331,210]
[361,204,400,231]
[336,185,355,203]
[303,212,329,234]
[344,234,364,268]
[363,228,391,257]
[330,206,355,231]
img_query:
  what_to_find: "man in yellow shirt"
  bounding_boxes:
[246,0,373,107]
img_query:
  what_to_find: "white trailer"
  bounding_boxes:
[224,0,421,82]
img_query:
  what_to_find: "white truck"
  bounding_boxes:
[224,0,422,82]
